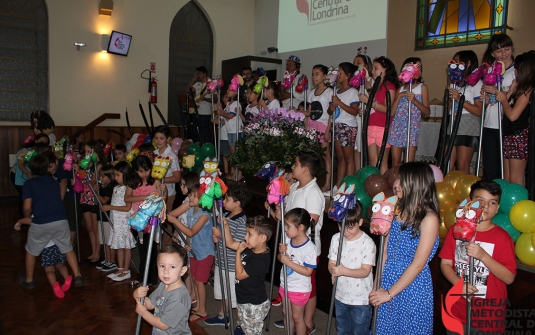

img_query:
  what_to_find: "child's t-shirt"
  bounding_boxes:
[368,82,397,127]
[186,206,214,261]
[266,99,281,110]
[335,87,360,127]
[308,87,334,126]
[280,237,317,293]
[149,283,192,335]
[438,225,517,332]
[215,211,247,272]
[235,248,271,305]
[328,231,376,305]
[22,175,67,224]
[245,104,259,122]
[99,182,114,220]
[224,101,243,134]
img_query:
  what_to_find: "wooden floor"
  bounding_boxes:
[1,201,207,335]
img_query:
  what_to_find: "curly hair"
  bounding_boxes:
[226,183,252,209]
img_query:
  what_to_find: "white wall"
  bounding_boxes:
[14,0,255,127]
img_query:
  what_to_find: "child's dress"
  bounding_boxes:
[130,183,156,214]
[80,168,96,205]
[108,185,136,249]
[387,83,423,147]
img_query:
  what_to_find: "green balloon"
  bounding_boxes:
[500,183,528,214]
[341,175,362,189]
[187,143,201,155]
[493,179,510,190]
[493,213,521,242]
[356,166,381,184]
[201,143,216,158]
[354,185,372,212]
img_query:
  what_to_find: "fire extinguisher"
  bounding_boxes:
[150,77,157,103]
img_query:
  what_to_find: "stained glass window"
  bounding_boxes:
[415,0,508,50]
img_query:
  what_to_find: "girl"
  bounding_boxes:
[101,162,136,281]
[480,34,516,180]
[258,81,282,110]
[278,208,317,335]
[353,54,372,170]
[78,139,103,264]
[447,50,482,174]
[489,51,534,185]
[369,162,440,335]
[303,64,334,193]
[125,155,166,286]
[167,183,214,323]
[329,62,360,190]
[215,89,243,181]
[244,83,260,123]
[387,57,430,166]
[359,57,399,174]
[153,125,181,210]
[96,164,115,272]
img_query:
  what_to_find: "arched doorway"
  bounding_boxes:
[168,1,214,129]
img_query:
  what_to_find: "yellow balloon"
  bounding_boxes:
[439,222,448,239]
[455,175,481,202]
[436,182,457,209]
[443,170,465,189]
[515,233,535,266]
[532,232,535,248]
[440,205,458,229]
[510,200,535,233]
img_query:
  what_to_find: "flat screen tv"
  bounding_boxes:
[107,31,132,56]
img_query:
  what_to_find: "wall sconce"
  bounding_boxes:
[101,34,110,52]
[99,0,113,16]
[74,42,86,51]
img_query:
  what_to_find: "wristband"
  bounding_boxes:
[387,289,393,301]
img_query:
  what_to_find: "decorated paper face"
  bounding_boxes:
[295,75,308,93]
[128,194,166,232]
[447,60,466,85]
[125,148,139,163]
[370,192,398,235]
[151,155,170,179]
[350,68,368,88]
[324,66,339,86]
[282,71,297,90]
[452,199,483,242]
[328,183,356,222]
[256,161,279,181]
[398,62,421,84]
[202,157,218,174]
[266,169,290,205]
[182,154,195,169]
[482,61,505,86]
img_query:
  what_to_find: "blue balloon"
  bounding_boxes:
[144,136,152,144]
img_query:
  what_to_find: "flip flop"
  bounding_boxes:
[189,313,208,323]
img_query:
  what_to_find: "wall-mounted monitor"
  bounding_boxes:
[107,30,132,56]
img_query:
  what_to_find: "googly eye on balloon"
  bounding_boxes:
[381,206,391,215]
[372,203,381,213]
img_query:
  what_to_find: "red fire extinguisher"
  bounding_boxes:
[150,77,157,103]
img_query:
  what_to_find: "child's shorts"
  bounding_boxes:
[220,140,231,156]
[367,125,390,148]
[97,221,112,245]
[228,132,244,147]
[279,286,311,306]
[26,220,72,257]
[334,123,357,147]
[214,266,237,308]
[190,255,214,283]
[41,244,66,267]
[80,204,99,214]
[308,119,328,143]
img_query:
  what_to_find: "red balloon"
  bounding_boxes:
[386,165,400,188]
[364,174,390,198]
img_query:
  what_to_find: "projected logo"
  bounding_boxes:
[296,0,354,25]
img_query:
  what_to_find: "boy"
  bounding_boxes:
[112,143,127,165]
[272,152,325,333]
[222,215,273,335]
[328,203,375,335]
[134,244,192,335]
[207,183,252,326]
[17,154,84,289]
[439,180,516,334]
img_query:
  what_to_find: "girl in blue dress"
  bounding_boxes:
[369,162,440,335]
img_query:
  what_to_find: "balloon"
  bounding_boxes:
[436,182,457,209]
[144,135,152,144]
[500,183,528,214]
[364,174,389,198]
[439,222,448,239]
[493,178,510,190]
[443,170,465,189]
[356,166,380,184]
[532,233,535,249]
[384,166,400,188]
[383,188,394,198]
[201,143,216,158]
[341,175,362,190]
[354,186,372,212]
[440,203,457,229]
[177,147,188,160]
[187,143,201,155]
[515,233,535,266]
[171,137,183,156]
[493,213,521,242]
[510,200,535,233]
[429,164,443,182]
[455,174,480,202]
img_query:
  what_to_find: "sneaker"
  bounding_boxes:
[112,270,131,282]
[107,271,120,279]
[74,276,84,288]
[61,275,72,292]
[100,263,117,272]
[306,325,316,335]
[274,320,284,329]
[204,315,227,327]
[52,281,65,299]
[234,326,244,335]
[19,277,35,289]
[96,261,109,270]
[271,295,282,307]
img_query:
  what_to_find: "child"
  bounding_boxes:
[282,55,305,109]
[215,89,243,180]
[258,81,282,110]
[207,183,252,326]
[244,83,260,123]
[353,54,372,171]
[358,56,399,174]
[439,180,516,334]
[112,143,126,165]
[133,244,192,335]
[212,94,231,175]
[17,154,84,289]
[95,164,116,272]
[480,34,516,181]
[101,162,136,281]
[483,51,534,185]
[388,57,430,166]
[328,203,376,335]
[15,218,72,298]
[369,162,439,335]
[447,50,483,174]
[125,155,166,286]
[329,62,360,190]
[304,65,334,193]
[167,183,214,323]
[153,125,181,210]
[220,215,273,335]
[278,208,317,335]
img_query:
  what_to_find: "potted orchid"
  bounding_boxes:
[228,108,324,174]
